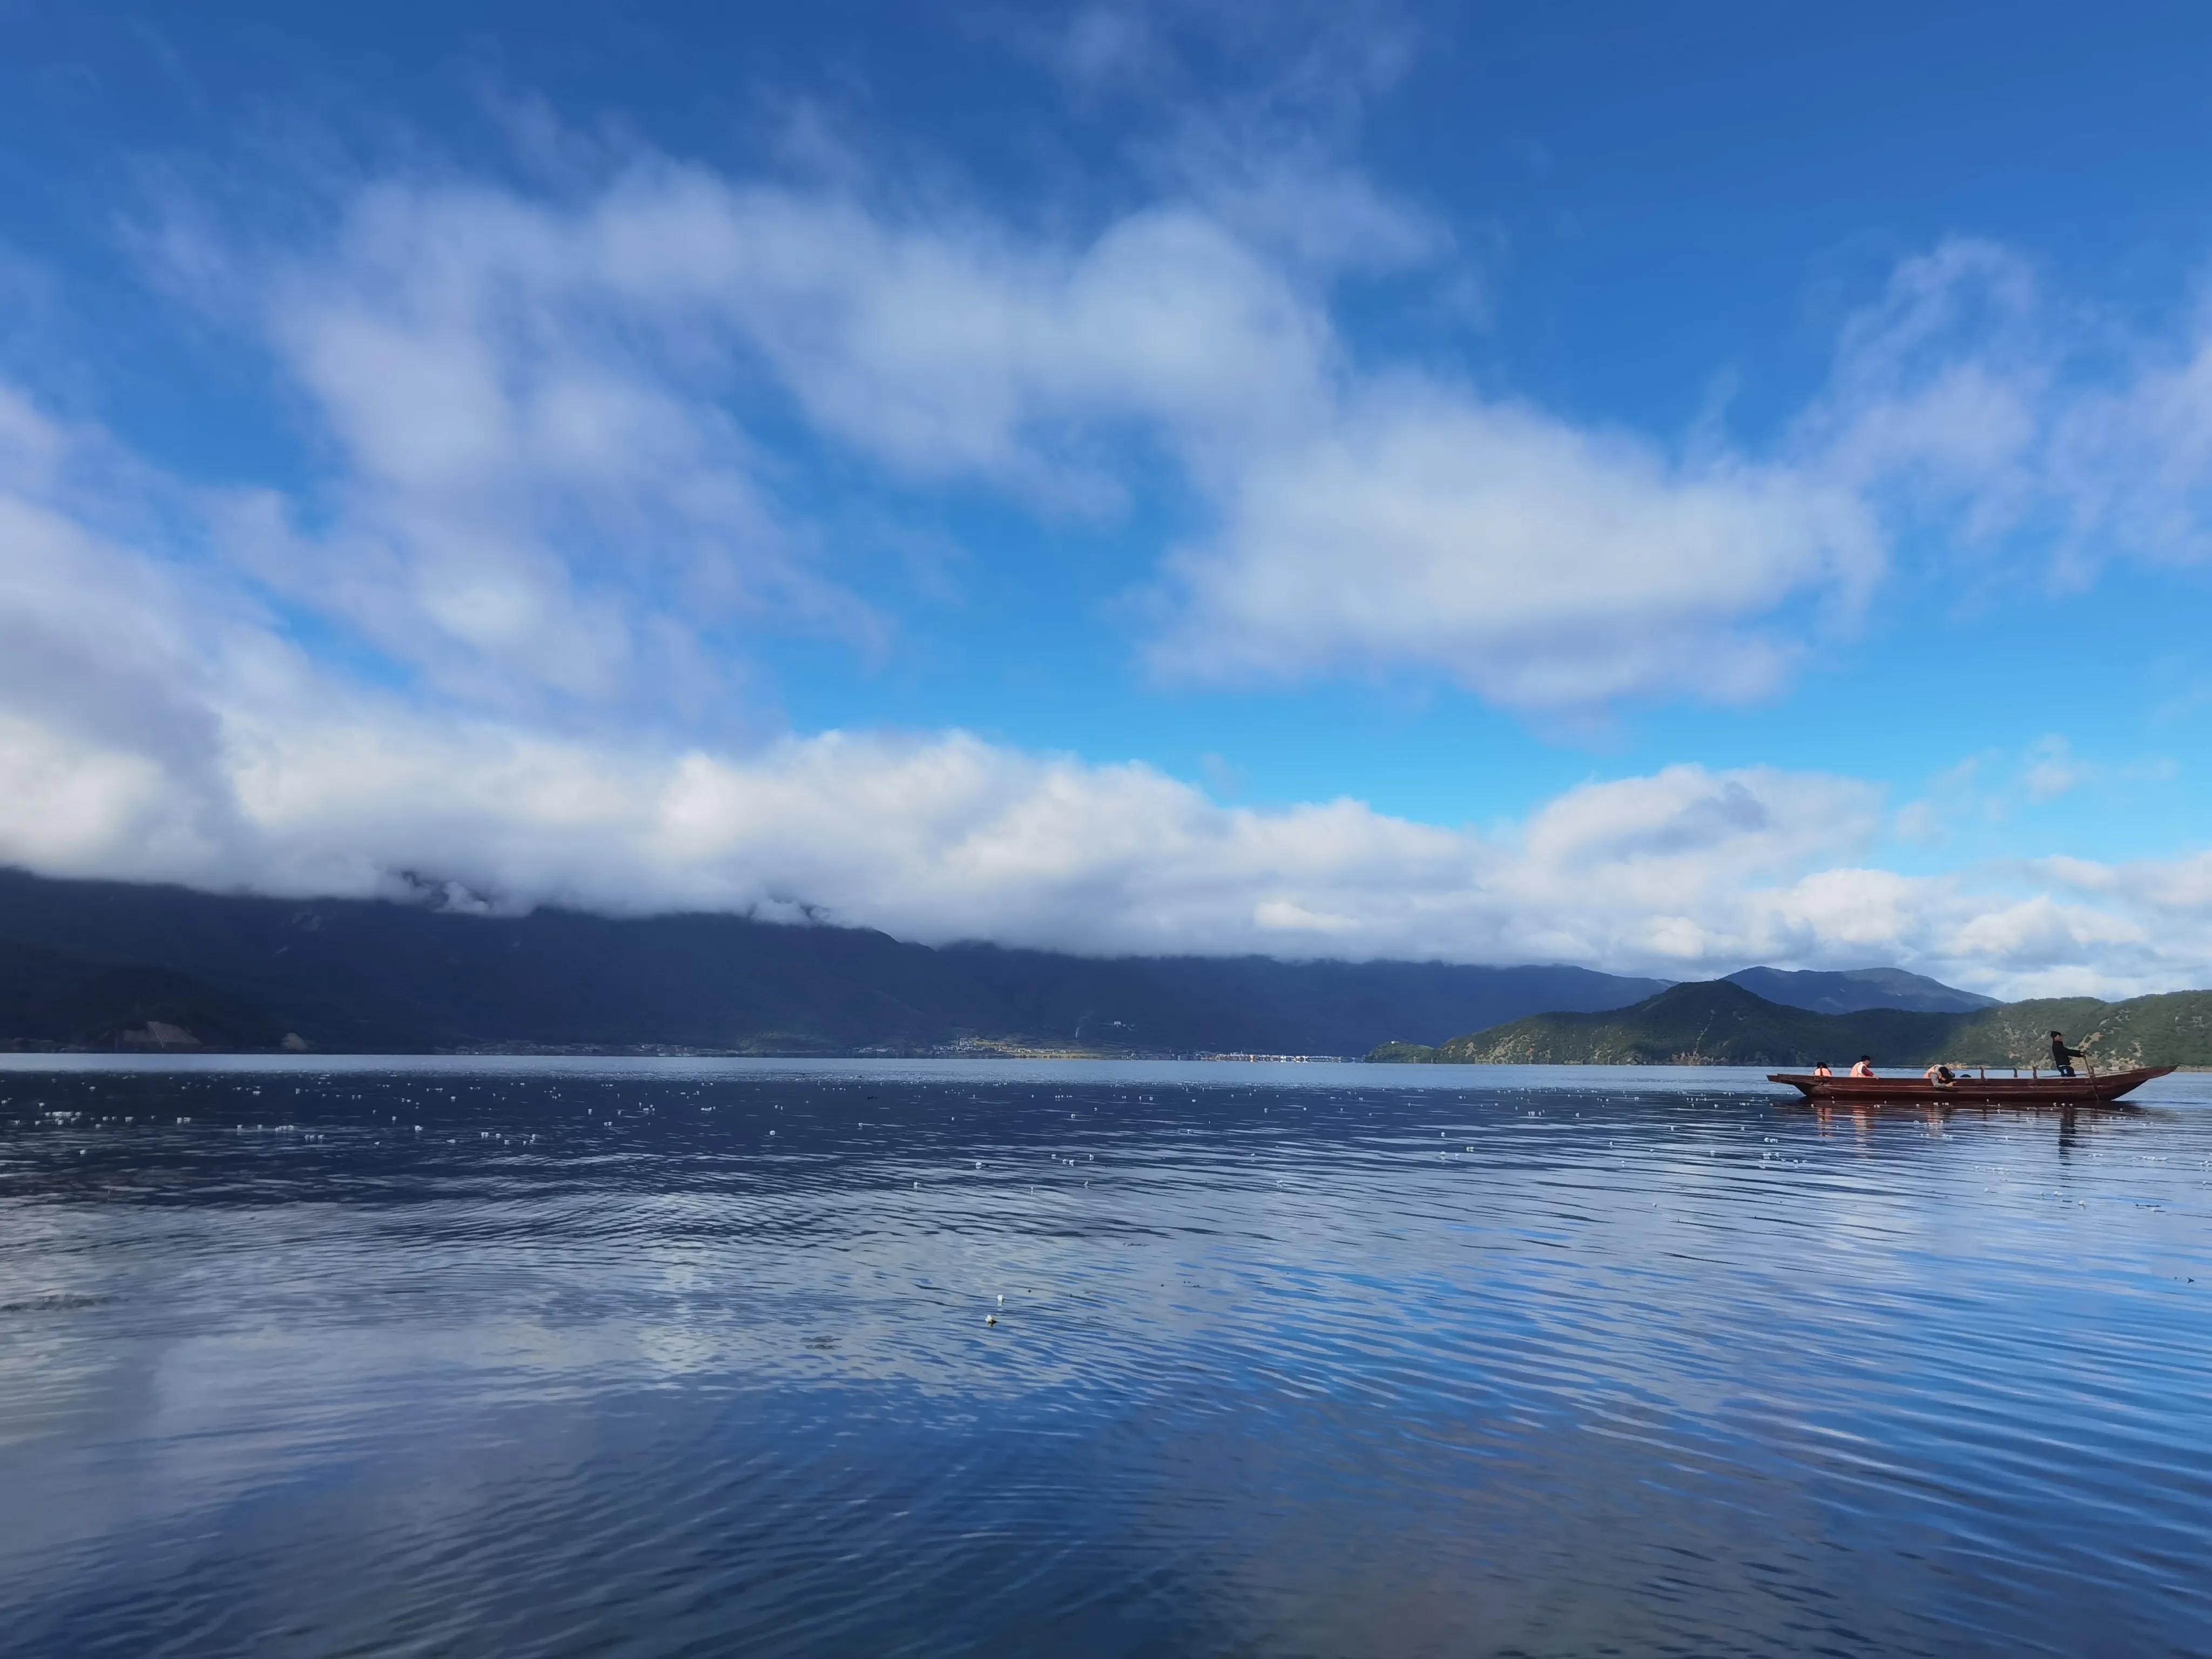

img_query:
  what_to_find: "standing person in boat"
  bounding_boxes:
[2049,1031,2087,1076]
[1850,1055,1875,1077]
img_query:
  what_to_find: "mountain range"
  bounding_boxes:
[1719,965,1997,1015]
[0,868,2054,1058]
[0,868,1669,1056]
[1368,980,2212,1070]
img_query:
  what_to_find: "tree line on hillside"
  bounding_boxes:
[1368,980,2212,1069]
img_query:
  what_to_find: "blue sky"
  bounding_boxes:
[4,1,2212,994]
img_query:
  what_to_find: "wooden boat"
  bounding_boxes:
[1768,1065,2174,1105]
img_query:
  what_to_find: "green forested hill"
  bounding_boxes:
[2040,990,2212,1068]
[1369,980,2212,1068]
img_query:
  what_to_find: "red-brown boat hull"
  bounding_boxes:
[1767,1065,2174,1104]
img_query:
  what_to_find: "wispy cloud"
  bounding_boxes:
[144,140,1907,716]
[99,97,2212,732]
[1893,737,2177,842]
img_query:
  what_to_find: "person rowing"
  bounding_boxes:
[2049,1031,2086,1077]
[1849,1056,1874,1078]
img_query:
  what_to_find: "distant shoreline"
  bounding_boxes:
[11,1046,2198,1071]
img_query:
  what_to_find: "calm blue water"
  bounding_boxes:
[2,1057,2208,1658]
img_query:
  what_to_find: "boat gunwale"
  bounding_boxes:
[1765,1064,2173,1103]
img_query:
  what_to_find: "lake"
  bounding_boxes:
[2,1057,2208,1657]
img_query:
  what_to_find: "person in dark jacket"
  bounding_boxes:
[2049,1031,2086,1076]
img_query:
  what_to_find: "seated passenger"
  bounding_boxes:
[1924,1063,1956,1087]
[1849,1056,1875,1078]
[1812,1061,1833,1077]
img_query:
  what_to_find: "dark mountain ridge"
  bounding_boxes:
[0,867,1668,1057]
[1723,965,1997,1015]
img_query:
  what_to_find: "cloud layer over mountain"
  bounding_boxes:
[2,356,2200,998]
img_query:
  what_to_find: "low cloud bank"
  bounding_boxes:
[1,385,2195,998]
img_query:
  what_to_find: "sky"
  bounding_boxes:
[4,0,2212,996]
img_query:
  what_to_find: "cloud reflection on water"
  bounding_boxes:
[1,1059,2207,1656]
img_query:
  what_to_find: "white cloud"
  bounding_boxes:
[1804,237,2212,579]
[9,382,2209,996]
[137,139,1922,718]
[138,141,2212,731]
[1133,100,1453,281]
[1798,239,2051,521]
[2048,296,2212,568]
[236,177,883,721]
[2038,848,2212,918]
[2021,735,2086,802]
[10,116,2212,997]
[1950,897,2153,988]
[1152,229,2212,704]
[1151,381,1882,705]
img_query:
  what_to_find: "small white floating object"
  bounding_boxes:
[985,1313,997,1326]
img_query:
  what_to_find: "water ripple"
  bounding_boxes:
[1,1058,2208,1656]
